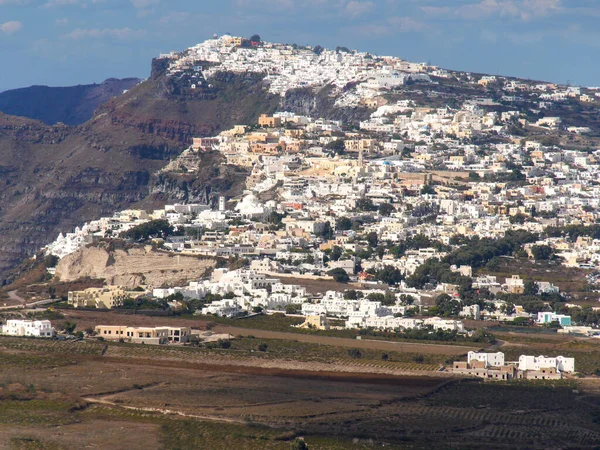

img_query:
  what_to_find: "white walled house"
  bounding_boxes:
[518,355,575,374]
[0,320,54,338]
[468,351,505,368]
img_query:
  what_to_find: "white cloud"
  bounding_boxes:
[422,0,561,21]
[130,0,158,8]
[344,1,374,17]
[0,0,28,4]
[42,0,77,7]
[0,21,23,35]
[55,17,69,25]
[62,27,145,40]
[355,16,429,36]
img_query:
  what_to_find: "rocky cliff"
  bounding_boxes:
[55,243,215,288]
[0,78,142,126]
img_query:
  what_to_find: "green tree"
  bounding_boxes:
[376,265,403,285]
[523,280,539,296]
[435,294,461,317]
[347,348,362,358]
[325,139,345,155]
[378,203,395,217]
[328,268,350,283]
[366,231,378,248]
[356,198,377,212]
[121,219,174,242]
[249,34,261,42]
[330,246,343,261]
[336,217,353,231]
[531,245,554,261]
[285,304,301,314]
[62,321,77,334]
[291,439,308,450]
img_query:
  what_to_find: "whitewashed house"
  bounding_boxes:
[1,320,54,338]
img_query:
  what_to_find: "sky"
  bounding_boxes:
[0,0,599,92]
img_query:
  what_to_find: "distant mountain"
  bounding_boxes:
[0,78,142,126]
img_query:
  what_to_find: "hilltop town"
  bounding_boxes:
[32,35,600,345]
[4,34,600,448]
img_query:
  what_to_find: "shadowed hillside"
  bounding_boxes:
[0,78,142,126]
[0,66,281,284]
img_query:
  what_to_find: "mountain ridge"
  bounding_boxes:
[0,78,142,126]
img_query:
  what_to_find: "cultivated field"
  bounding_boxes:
[1,336,600,448]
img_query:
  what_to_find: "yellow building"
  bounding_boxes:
[258,114,282,128]
[298,315,330,331]
[94,325,191,345]
[68,286,129,309]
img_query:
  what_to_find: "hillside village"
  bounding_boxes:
[18,35,600,352]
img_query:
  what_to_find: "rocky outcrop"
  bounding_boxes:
[150,151,249,206]
[281,86,371,125]
[55,244,215,288]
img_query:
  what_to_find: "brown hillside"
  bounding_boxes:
[0,70,280,284]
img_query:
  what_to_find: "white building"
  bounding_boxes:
[518,355,575,373]
[0,320,54,338]
[468,351,505,368]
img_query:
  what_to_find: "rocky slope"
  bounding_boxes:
[54,243,215,288]
[0,78,142,126]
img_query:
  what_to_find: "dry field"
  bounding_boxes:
[1,337,600,448]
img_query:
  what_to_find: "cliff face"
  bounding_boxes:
[55,244,215,288]
[0,78,142,126]
[0,69,279,285]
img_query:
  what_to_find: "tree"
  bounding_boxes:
[330,246,343,261]
[62,321,76,334]
[509,213,528,225]
[531,245,554,261]
[344,290,360,300]
[523,280,539,296]
[347,348,362,358]
[356,198,377,212]
[249,34,261,42]
[312,45,324,55]
[320,221,333,240]
[325,139,345,155]
[435,294,461,317]
[500,302,516,315]
[328,268,349,283]
[252,306,264,314]
[421,185,436,195]
[258,343,268,352]
[121,219,174,242]
[336,217,353,231]
[376,265,403,286]
[378,203,395,217]
[366,231,378,248]
[285,304,301,314]
[291,439,308,450]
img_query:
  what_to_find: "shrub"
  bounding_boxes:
[412,354,425,363]
[347,348,362,358]
[258,343,268,352]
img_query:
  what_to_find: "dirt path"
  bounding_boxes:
[7,290,24,304]
[212,324,478,355]
[83,397,250,425]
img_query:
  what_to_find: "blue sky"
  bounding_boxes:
[0,0,598,92]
